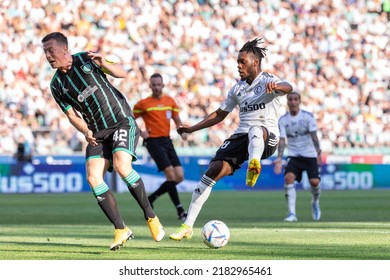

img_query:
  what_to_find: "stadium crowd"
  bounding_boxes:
[0,0,389,158]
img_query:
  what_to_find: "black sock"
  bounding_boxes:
[148,181,170,203]
[128,178,155,220]
[165,181,184,214]
[176,205,185,215]
[95,190,125,229]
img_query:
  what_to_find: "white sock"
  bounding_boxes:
[185,175,215,228]
[248,125,264,161]
[284,184,296,215]
[311,185,321,203]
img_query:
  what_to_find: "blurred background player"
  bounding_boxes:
[133,73,187,221]
[169,38,293,241]
[15,135,33,162]
[274,91,322,222]
[41,32,164,250]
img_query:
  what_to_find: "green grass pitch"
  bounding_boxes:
[0,190,389,260]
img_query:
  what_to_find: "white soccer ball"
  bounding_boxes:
[201,220,230,249]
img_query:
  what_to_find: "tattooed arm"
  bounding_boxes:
[310,131,322,165]
[274,137,287,174]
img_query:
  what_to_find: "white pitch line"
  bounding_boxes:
[247,228,390,234]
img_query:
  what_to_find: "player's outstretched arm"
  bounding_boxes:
[87,50,127,78]
[274,137,286,174]
[266,81,293,94]
[310,131,322,165]
[177,109,229,135]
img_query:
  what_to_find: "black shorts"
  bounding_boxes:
[211,129,278,173]
[144,137,181,172]
[86,117,140,164]
[284,157,321,182]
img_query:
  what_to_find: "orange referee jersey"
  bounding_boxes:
[133,95,180,138]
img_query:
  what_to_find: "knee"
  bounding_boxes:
[165,167,183,183]
[205,160,231,181]
[112,155,132,177]
[310,179,320,188]
[87,172,102,187]
[284,172,295,184]
[204,161,222,179]
[113,162,132,178]
[112,152,134,177]
[175,175,184,184]
[166,173,183,184]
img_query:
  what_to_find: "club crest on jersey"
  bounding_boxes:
[81,62,93,74]
[255,86,263,95]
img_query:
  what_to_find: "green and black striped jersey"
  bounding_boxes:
[49,52,133,132]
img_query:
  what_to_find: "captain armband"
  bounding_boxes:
[104,58,115,64]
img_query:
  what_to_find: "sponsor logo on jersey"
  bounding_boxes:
[239,102,265,112]
[78,85,98,103]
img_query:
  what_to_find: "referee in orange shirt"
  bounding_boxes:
[133,73,187,220]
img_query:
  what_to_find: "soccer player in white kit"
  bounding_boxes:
[274,92,322,222]
[169,38,293,241]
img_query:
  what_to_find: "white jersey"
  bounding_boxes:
[278,109,318,157]
[219,72,286,138]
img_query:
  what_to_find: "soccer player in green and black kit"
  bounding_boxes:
[42,32,165,250]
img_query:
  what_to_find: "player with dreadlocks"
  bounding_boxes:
[169,38,293,241]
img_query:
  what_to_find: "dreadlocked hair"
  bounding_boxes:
[239,38,267,60]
